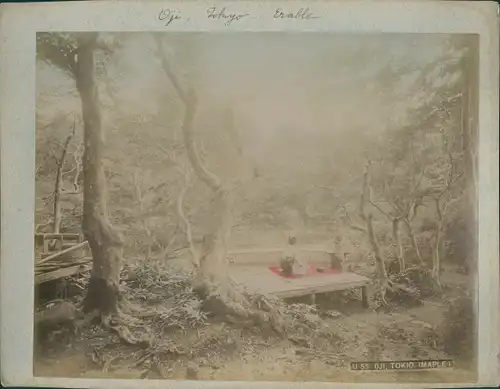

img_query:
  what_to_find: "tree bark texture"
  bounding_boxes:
[75,33,124,314]
[155,37,246,311]
[180,91,234,289]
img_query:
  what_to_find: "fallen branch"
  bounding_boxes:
[101,312,151,347]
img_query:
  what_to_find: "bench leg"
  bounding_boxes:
[310,294,316,305]
[361,286,369,308]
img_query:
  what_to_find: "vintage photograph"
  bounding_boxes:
[34,32,479,382]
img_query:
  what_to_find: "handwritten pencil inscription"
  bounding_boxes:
[158,8,182,26]
[273,8,320,20]
[157,6,320,27]
[206,7,250,25]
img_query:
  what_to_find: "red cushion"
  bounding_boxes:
[268,264,341,278]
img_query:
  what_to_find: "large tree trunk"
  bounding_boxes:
[155,38,285,334]
[198,190,234,284]
[76,33,124,315]
[155,36,235,295]
[179,91,235,295]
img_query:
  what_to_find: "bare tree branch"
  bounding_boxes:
[368,199,392,219]
[406,166,427,209]
[153,223,180,260]
[383,180,401,214]
[176,169,199,268]
[60,189,83,195]
[52,116,77,233]
[357,162,388,278]
[155,36,223,193]
[35,220,53,233]
[37,33,78,78]
[154,35,188,106]
[358,162,371,222]
[154,142,187,176]
[71,141,84,191]
[350,225,368,233]
[35,156,52,176]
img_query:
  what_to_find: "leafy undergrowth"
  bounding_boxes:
[35,260,472,380]
[36,260,346,377]
[124,261,208,331]
[368,259,443,310]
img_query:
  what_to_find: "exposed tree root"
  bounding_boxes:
[373,265,441,309]
[81,295,152,347]
[194,279,331,342]
[100,310,152,347]
[117,297,148,316]
[82,281,154,346]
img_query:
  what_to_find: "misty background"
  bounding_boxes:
[36,32,472,258]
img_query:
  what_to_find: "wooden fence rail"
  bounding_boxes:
[35,239,92,285]
[37,241,89,265]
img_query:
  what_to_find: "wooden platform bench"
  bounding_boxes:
[230,266,370,307]
[227,248,371,307]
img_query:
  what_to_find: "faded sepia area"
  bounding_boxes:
[34,32,478,382]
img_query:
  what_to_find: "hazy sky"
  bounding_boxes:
[118,33,446,127]
[37,32,451,151]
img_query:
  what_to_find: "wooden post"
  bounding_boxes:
[43,237,49,254]
[361,286,369,308]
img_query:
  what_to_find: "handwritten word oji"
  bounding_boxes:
[273,8,319,20]
[206,7,249,26]
[158,8,182,26]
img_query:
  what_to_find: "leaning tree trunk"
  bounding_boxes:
[155,36,237,298]
[76,33,124,315]
[179,90,237,298]
[198,190,235,287]
[155,38,288,336]
[180,105,266,319]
